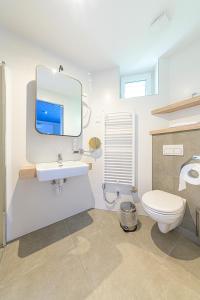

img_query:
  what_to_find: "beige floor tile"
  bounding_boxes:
[89,209,140,246]
[160,260,200,300]
[0,254,90,300]
[166,235,200,280]
[85,242,166,300]
[0,220,74,288]
[66,209,100,238]
[133,216,182,261]
[73,230,122,288]
[17,218,72,257]
[0,209,200,300]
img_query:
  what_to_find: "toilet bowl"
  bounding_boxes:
[142,190,186,233]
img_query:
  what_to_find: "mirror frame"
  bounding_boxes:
[35,65,83,137]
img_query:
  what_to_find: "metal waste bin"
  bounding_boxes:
[120,201,137,232]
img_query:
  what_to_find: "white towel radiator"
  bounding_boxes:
[104,112,135,187]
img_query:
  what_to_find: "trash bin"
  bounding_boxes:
[120,201,137,232]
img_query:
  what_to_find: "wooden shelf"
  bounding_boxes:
[19,165,36,179]
[19,162,93,179]
[151,96,200,115]
[150,123,200,135]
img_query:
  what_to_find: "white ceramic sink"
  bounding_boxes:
[36,161,89,182]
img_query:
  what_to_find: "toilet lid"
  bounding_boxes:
[142,190,185,214]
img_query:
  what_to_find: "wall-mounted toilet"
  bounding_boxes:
[142,190,186,233]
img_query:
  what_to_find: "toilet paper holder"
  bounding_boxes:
[179,158,200,237]
[180,155,200,171]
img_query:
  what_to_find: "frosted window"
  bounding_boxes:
[124,80,146,98]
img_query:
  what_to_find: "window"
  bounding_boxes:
[121,71,154,99]
[124,80,146,98]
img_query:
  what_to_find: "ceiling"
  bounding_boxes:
[0,0,200,74]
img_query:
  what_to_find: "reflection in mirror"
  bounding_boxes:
[120,60,159,99]
[36,65,82,137]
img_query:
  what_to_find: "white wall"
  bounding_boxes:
[84,38,200,214]
[167,39,200,125]
[86,59,169,213]
[1,28,94,241]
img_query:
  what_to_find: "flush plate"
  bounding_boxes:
[163,145,184,156]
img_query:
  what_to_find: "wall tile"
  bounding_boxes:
[153,130,200,234]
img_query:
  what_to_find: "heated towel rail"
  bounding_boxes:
[104,112,135,187]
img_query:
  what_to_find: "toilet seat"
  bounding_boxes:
[142,190,185,215]
[142,202,184,216]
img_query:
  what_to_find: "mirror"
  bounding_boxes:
[36,65,82,136]
[120,60,159,99]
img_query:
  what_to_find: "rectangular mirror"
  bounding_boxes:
[36,65,82,137]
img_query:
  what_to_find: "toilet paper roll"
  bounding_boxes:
[179,163,200,191]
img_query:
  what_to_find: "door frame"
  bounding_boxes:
[0,62,6,247]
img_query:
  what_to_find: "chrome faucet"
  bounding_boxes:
[57,153,63,166]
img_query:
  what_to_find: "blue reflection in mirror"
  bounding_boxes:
[36,100,64,135]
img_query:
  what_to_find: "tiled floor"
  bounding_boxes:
[0,209,200,300]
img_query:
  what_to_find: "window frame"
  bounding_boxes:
[121,72,153,99]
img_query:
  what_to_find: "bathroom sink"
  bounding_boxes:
[36,161,89,182]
